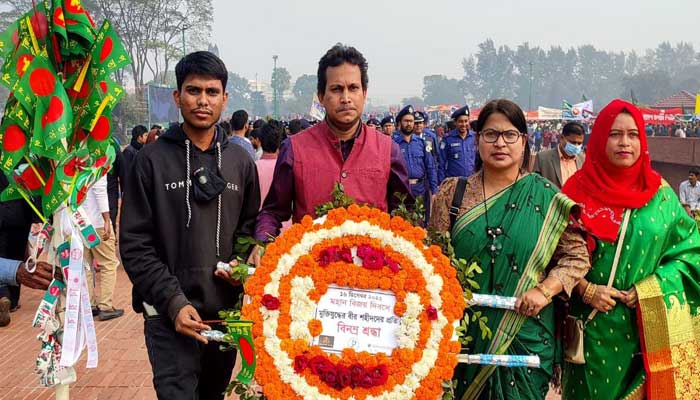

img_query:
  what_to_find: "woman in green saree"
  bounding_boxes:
[561,99,700,400]
[430,99,591,400]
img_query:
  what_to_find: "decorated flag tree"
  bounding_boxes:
[0,0,130,395]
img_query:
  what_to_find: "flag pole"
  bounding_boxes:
[23,155,46,186]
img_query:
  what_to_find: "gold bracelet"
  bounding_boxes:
[583,283,597,304]
[535,283,553,303]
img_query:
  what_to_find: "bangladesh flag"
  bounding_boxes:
[13,52,73,151]
[87,20,130,82]
[91,141,116,175]
[1,34,36,92]
[73,76,124,134]
[55,147,89,186]
[0,1,49,58]
[0,19,20,58]
[41,169,69,216]
[85,113,112,158]
[11,162,48,196]
[61,0,96,44]
[0,102,31,174]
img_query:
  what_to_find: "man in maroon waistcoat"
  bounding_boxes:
[251,44,412,261]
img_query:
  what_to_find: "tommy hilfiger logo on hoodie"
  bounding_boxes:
[164,180,240,192]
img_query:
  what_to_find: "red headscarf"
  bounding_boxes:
[562,99,661,242]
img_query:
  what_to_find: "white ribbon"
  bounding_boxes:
[57,210,99,368]
[80,275,98,368]
[59,228,85,367]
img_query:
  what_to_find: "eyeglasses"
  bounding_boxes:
[479,129,523,144]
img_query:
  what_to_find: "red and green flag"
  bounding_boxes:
[87,20,130,82]
[0,101,31,174]
[41,169,69,216]
[1,32,38,93]
[61,0,96,44]
[12,51,73,152]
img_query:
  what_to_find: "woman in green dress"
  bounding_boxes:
[561,99,700,400]
[430,99,591,400]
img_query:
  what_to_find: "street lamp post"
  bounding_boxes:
[272,55,279,119]
[528,61,533,111]
[181,24,190,57]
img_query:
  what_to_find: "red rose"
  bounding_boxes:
[293,355,309,373]
[362,249,385,270]
[321,369,338,387]
[319,247,339,266]
[385,256,400,273]
[261,294,280,310]
[426,305,438,321]
[338,247,353,263]
[336,365,352,388]
[310,355,333,375]
[349,363,365,386]
[369,364,388,386]
[356,244,373,259]
[358,372,374,388]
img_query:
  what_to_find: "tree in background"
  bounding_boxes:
[271,67,291,97]
[460,39,700,109]
[250,91,267,119]
[89,0,213,94]
[225,72,253,117]
[422,75,464,106]
[282,74,317,116]
[401,96,425,108]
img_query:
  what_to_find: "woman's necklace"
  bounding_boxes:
[481,170,520,267]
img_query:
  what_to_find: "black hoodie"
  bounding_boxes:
[120,124,260,321]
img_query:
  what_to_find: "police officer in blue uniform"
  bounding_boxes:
[393,105,438,221]
[438,105,477,183]
[414,111,440,170]
[380,115,395,136]
[366,117,380,131]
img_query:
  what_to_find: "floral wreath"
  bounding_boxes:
[242,205,465,400]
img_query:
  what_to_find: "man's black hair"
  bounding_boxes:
[288,119,303,135]
[690,167,700,176]
[131,124,148,138]
[150,124,162,130]
[230,110,249,131]
[253,119,266,129]
[317,43,368,95]
[219,120,232,136]
[260,120,284,153]
[175,51,228,91]
[562,121,585,137]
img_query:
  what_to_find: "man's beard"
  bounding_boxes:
[400,126,413,136]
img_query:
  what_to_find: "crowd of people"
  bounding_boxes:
[1,44,699,400]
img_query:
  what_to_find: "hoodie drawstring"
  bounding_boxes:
[185,138,222,257]
[185,139,192,228]
[216,141,222,257]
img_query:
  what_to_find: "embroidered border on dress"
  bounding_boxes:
[580,202,622,225]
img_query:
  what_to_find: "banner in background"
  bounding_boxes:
[563,100,593,120]
[639,108,683,126]
[309,94,326,121]
[537,107,563,120]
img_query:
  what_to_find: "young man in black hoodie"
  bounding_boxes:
[120,51,260,400]
[122,124,148,173]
